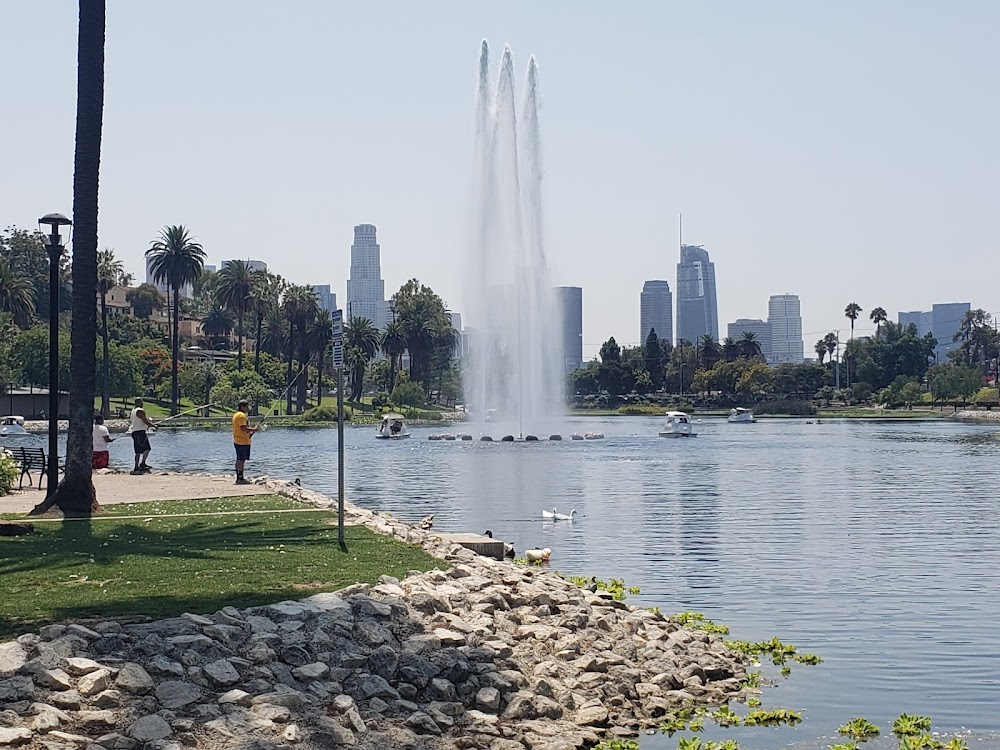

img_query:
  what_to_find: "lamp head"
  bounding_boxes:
[37,213,72,246]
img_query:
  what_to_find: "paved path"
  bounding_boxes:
[1,471,271,515]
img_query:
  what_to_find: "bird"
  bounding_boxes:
[293,478,301,486]
[419,514,434,530]
[542,508,556,520]
[586,576,598,593]
[483,529,493,537]
[484,530,516,559]
[553,509,577,521]
[525,547,551,563]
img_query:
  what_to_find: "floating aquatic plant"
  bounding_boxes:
[893,714,933,738]
[742,708,802,727]
[899,734,943,750]
[671,611,731,635]
[711,704,741,727]
[838,717,881,740]
[596,739,640,750]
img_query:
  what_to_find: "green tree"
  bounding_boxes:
[201,304,234,347]
[391,379,425,407]
[216,260,254,371]
[146,225,206,414]
[380,319,407,393]
[0,227,70,322]
[643,328,664,390]
[126,283,163,319]
[699,334,722,370]
[309,309,333,407]
[824,332,838,365]
[345,316,380,401]
[280,284,318,413]
[721,337,738,362]
[844,302,862,386]
[599,337,621,363]
[12,325,72,389]
[814,339,827,364]
[97,248,131,415]
[97,341,143,401]
[736,361,772,395]
[0,257,37,328]
[869,307,888,339]
[738,331,763,359]
[210,369,271,414]
[951,309,997,372]
[248,270,282,375]
[392,279,452,390]
[928,363,981,403]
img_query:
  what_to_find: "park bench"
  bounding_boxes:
[7,446,63,491]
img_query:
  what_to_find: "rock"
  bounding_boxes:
[114,664,153,695]
[251,691,306,708]
[350,597,392,618]
[180,613,213,627]
[76,710,115,727]
[65,625,101,641]
[47,691,81,710]
[216,689,251,707]
[291,663,328,681]
[202,659,240,687]
[402,634,440,655]
[315,718,355,746]
[282,724,300,743]
[424,678,456,703]
[331,695,354,713]
[77,669,111,697]
[476,687,501,713]
[154,682,202,709]
[63,658,103,677]
[128,715,172,742]
[0,645,27,677]
[0,727,32,746]
[432,629,467,647]
[574,703,609,726]
[367,646,398,680]
[403,712,441,736]
[94,732,137,750]
[0,677,35,703]
[91,691,121,709]
[253,705,290,722]
[355,675,398,701]
[245,616,277,634]
[34,669,72,691]
[30,705,66,733]
[343,706,366,734]
[146,656,184,678]
[38,626,66,642]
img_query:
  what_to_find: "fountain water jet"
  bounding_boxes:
[464,41,563,439]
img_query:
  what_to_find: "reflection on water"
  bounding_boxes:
[5,417,1000,749]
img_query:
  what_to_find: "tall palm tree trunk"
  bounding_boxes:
[296,333,309,412]
[32,0,105,517]
[285,326,295,415]
[254,311,263,374]
[171,286,180,414]
[236,303,244,371]
[100,290,110,416]
[317,355,324,407]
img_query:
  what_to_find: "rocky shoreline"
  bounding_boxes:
[0,477,748,750]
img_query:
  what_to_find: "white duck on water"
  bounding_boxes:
[542,508,577,521]
[525,547,551,562]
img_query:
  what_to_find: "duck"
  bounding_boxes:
[419,514,434,530]
[484,530,516,558]
[586,576,598,593]
[524,547,551,563]
[542,508,576,521]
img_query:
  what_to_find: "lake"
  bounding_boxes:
[6,416,1000,748]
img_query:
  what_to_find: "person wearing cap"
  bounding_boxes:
[232,399,258,485]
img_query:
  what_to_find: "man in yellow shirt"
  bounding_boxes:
[232,399,258,485]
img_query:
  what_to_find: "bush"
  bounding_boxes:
[755,399,817,416]
[617,404,665,415]
[0,449,18,496]
[371,393,392,409]
[210,369,272,413]
[392,381,425,407]
[301,405,352,422]
[973,387,998,403]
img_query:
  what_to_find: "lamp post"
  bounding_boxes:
[37,213,72,499]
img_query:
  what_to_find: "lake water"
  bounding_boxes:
[7,416,1000,748]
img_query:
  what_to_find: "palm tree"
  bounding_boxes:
[698,334,722,370]
[345,316,381,401]
[249,270,281,374]
[721,337,738,362]
[399,302,438,387]
[308,309,333,407]
[739,331,763,359]
[34,0,105,517]
[280,285,319,413]
[146,225,205,414]
[869,307,887,339]
[824,332,838,364]
[201,304,234,347]
[814,339,827,364]
[216,260,254,371]
[260,306,288,360]
[0,257,36,328]
[380,319,407,392]
[844,302,862,386]
[96,248,130,416]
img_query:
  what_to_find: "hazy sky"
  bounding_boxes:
[4,2,998,358]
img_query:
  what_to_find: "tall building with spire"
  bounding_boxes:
[346,224,386,327]
[675,244,719,344]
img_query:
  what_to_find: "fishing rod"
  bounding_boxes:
[154,402,218,425]
[255,357,316,432]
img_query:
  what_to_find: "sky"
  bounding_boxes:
[3,1,999,359]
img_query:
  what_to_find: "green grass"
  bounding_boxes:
[0,496,439,637]
[817,409,940,419]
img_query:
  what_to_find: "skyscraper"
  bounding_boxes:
[768,294,804,363]
[311,285,338,315]
[346,224,386,327]
[726,318,771,358]
[898,302,970,361]
[555,286,583,373]
[640,280,673,346]
[675,245,718,344]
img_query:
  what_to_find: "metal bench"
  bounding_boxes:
[7,447,63,490]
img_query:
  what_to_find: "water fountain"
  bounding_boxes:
[463,41,564,440]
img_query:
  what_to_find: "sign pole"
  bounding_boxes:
[332,310,346,551]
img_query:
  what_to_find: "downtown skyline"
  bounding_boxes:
[3,3,998,360]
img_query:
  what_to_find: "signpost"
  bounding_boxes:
[332,310,346,550]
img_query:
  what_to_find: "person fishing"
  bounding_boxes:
[232,399,259,485]
[129,397,158,475]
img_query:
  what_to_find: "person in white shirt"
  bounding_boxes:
[128,397,157,474]
[92,414,114,470]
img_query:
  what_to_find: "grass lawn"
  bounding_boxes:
[0,495,439,637]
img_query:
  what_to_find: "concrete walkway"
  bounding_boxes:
[1,471,271,515]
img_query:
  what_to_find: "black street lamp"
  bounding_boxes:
[37,213,72,499]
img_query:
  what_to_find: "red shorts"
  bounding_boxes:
[92,451,109,470]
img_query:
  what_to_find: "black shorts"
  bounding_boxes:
[234,443,251,461]
[131,431,151,454]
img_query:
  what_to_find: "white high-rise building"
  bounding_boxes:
[768,294,804,364]
[346,224,386,327]
[312,285,338,315]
